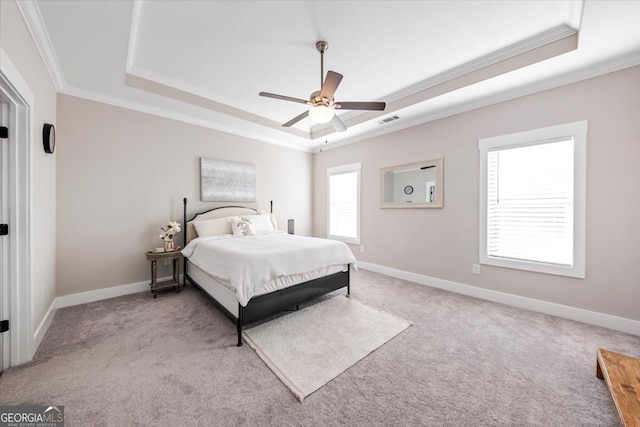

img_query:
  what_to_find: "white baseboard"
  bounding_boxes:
[57,279,152,308]
[29,276,180,358]
[358,261,640,336]
[56,274,184,308]
[32,298,58,357]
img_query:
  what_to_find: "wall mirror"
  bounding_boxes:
[380,158,444,208]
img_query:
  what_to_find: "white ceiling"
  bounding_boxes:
[21,0,640,152]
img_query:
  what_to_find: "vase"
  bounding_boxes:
[164,239,174,252]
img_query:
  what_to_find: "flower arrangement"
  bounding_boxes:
[159,221,181,242]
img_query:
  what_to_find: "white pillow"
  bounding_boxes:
[243,213,275,233]
[193,217,232,237]
[230,216,256,236]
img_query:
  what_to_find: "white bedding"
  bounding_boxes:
[182,232,356,306]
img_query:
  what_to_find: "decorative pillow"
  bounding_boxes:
[255,210,278,230]
[230,216,256,236]
[193,217,233,237]
[242,213,275,233]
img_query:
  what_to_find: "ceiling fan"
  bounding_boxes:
[259,41,386,132]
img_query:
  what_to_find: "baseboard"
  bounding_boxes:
[56,274,185,309]
[27,276,181,360]
[57,280,147,308]
[358,261,640,336]
[32,298,58,357]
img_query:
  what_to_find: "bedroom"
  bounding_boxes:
[1,0,639,424]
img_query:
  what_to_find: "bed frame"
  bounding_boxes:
[182,198,350,346]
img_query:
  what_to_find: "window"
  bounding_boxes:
[327,163,361,244]
[479,121,586,278]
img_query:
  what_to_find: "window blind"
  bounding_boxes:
[329,171,358,239]
[487,138,574,266]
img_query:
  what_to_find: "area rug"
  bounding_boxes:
[243,295,412,402]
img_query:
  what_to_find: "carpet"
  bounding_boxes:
[242,295,412,402]
[2,270,638,425]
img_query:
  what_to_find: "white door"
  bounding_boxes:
[0,101,9,373]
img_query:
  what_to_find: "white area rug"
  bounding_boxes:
[243,295,412,401]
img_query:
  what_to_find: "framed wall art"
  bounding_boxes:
[200,157,256,202]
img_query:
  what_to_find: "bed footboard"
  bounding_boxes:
[236,267,350,346]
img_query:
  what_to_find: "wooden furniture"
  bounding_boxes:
[596,348,640,427]
[182,198,351,347]
[145,249,182,298]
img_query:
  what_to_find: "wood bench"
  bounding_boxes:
[596,348,640,427]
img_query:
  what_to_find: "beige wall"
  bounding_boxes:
[314,66,640,322]
[56,95,313,296]
[1,1,58,337]
[5,0,638,335]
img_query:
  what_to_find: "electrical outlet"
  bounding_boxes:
[360,245,365,253]
[472,264,481,275]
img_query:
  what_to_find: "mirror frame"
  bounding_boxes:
[380,158,444,208]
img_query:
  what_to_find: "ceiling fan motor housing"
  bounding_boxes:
[310,90,334,107]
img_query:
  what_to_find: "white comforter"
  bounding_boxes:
[182,232,356,306]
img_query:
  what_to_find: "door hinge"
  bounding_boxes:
[0,224,7,236]
[0,320,8,333]
[0,126,7,139]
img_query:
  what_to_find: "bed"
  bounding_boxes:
[181,198,355,346]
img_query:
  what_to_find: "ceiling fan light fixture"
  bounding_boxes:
[308,105,335,124]
[259,40,385,132]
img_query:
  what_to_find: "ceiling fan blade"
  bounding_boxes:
[336,101,386,111]
[320,71,343,100]
[259,92,309,105]
[283,110,309,127]
[330,114,347,133]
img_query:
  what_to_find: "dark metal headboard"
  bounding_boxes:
[182,198,273,248]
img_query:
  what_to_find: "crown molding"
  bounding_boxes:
[58,49,638,156]
[311,24,579,142]
[566,0,585,31]
[384,24,578,106]
[125,0,144,73]
[17,0,635,155]
[316,51,639,152]
[58,85,313,153]
[124,65,309,141]
[124,0,313,141]
[15,0,66,90]
[125,1,579,145]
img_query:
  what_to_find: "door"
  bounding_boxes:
[0,101,9,373]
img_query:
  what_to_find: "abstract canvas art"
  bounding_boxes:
[200,158,256,202]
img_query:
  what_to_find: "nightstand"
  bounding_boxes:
[145,249,182,298]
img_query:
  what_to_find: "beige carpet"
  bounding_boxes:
[243,295,412,401]
[2,270,638,425]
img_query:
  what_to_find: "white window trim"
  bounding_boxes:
[479,121,587,278]
[327,162,361,245]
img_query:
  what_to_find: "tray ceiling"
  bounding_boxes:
[21,0,640,152]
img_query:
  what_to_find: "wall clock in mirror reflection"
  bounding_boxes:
[404,185,414,195]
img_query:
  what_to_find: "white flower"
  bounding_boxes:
[160,220,182,241]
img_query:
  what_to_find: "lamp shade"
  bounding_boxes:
[308,106,335,124]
